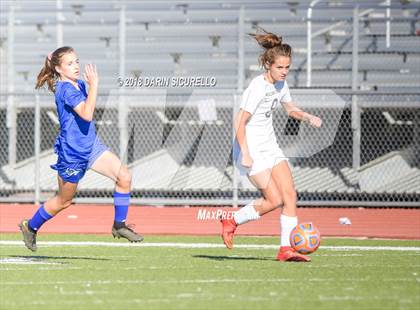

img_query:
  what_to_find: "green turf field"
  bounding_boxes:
[0,234,419,310]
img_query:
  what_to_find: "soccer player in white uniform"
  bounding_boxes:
[221,29,322,262]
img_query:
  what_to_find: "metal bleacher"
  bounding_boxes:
[1,1,419,91]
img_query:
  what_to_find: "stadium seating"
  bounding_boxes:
[0,1,419,202]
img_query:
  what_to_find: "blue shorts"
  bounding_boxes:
[51,137,109,183]
[87,137,109,169]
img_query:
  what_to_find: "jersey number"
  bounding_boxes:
[265,98,278,118]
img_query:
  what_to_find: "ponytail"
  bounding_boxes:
[249,27,292,69]
[35,46,74,93]
[35,56,58,92]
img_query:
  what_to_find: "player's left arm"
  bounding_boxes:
[282,101,322,128]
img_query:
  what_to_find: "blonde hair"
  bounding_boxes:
[249,28,292,70]
[35,46,74,93]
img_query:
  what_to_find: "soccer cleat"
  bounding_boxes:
[220,218,237,249]
[276,246,311,262]
[18,219,37,252]
[112,223,144,243]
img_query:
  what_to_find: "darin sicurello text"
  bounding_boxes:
[118,76,217,88]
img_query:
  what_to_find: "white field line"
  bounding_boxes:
[0,240,419,251]
[0,278,364,286]
[1,277,417,287]
[0,257,62,265]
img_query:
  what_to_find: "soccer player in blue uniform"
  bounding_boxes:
[19,46,143,251]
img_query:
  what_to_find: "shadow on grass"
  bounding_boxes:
[193,254,274,261]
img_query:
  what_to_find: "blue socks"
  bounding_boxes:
[114,191,130,224]
[28,203,53,232]
[27,193,130,232]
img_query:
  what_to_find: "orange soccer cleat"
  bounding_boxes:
[276,246,311,262]
[220,218,237,249]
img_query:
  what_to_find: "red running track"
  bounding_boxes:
[0,204,419,239]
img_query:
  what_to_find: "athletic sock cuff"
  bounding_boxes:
[114,192,130,206]
[39,204,53,220]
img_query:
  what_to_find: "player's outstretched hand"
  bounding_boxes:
[307,115,322,128]
[84,64,98,88]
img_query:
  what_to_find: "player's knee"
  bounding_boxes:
[117,166,132,186]
[267,196,283,209]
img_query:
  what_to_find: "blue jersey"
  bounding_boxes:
[53,79,96,163]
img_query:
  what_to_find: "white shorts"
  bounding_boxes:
[233,140,288,176]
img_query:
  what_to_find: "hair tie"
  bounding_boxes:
[47,52,53,61]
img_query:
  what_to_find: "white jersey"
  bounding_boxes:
[239,74,292,157]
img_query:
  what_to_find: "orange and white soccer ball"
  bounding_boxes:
[290,222,321,254]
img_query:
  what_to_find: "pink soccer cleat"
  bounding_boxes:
[220,218,237,249]
[276,246,311,262]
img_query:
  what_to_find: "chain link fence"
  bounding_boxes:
[1,2,419,206]
[0,91,419,206]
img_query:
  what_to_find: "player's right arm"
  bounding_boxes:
[236,82,265,168]
[235,109,253,168]
[73,64,98,122]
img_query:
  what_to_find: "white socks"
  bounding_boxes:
[280,214,298,247]
[233,202,261,225]
[232,205,297,247]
